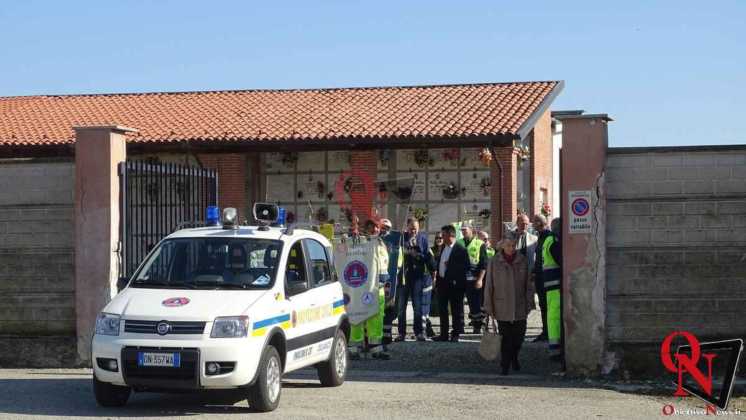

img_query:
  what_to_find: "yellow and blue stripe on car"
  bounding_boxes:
[332,299,345,315]
[252,314,291,337]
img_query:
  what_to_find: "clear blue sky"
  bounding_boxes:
[1,1,744,147]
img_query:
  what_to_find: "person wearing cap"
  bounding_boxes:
[378,218,403,347]
[457,222,488,335]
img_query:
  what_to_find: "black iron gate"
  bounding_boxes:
[119,160,218,277]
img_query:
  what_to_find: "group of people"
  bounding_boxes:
[352,213,563,375]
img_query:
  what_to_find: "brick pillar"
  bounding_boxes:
[530,110,553,217]
[557,114,611,376]
[198,154,247,221]
[490,146,518,239]
[74,125,135,364]
[349,151,377,223]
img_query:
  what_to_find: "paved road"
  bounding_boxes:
[0,368,739,420]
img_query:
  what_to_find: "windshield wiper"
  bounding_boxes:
[192,281,249,290]
[131,280,196,289]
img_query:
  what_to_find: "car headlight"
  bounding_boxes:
[211,316,250,338]
[95,313,121,336]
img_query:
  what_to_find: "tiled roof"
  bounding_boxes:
[0,81,562,147]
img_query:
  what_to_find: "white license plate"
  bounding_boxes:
[137,352,180,367]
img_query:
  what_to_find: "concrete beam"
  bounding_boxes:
[73,125,135,364]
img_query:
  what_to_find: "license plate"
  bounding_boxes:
[137,352,181,367]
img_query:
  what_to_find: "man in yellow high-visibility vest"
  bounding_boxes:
[349,220,391,360]
[457,223,488,335]
[542,218,563,362]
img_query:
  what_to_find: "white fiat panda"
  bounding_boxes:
[91,205,350,412]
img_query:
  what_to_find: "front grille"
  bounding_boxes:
[124,320,206,335]
[121,346,200,389]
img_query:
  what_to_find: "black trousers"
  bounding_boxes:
[534,275,548,336]
[465,281,484,329]
[437,287,465,338]
[497,320,527,368]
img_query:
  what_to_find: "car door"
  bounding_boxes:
[299,238,340,363]
[282,240,318,372]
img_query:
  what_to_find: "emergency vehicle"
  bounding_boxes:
[91,204,350,412]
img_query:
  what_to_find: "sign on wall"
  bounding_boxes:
[568,190,592,234]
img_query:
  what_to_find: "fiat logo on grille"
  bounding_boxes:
[162,297,190,307]
[156,321,171,336]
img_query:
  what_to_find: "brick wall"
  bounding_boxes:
[491,146,518,238]
[605,147,746,375]
[198,154,248,220]
[0,159,77,367]
[530,110,553,217]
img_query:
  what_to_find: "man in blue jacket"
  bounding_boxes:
[397,218,430,342]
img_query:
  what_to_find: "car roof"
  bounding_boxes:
[164,225,332,247]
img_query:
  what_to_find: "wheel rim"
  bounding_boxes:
[266,356,281,403]
[334,337,347,378]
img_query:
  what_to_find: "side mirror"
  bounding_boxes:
[285,271,307,296]
[117,277,129,293]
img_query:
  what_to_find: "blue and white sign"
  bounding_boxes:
[568,190,593,234]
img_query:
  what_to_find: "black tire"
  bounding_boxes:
[93,374,131,407]
[317,329,347,387]
[248,346,282,412]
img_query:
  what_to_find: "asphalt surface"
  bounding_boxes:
[0,367,737,419]
[1,304,742,419]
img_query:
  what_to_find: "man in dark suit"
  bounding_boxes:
[433,224,470,342]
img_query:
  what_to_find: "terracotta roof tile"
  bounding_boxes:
[0,81,561,147]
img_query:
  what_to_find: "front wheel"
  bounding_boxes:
[248,346,282,412]
[93,375,131,407]
[317,329,347,387]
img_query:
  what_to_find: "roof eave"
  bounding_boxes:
[515,80,565,140]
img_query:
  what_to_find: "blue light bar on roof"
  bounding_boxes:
[276,207,286,227]
[206,206,220,226]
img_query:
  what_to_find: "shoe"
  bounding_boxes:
[500,365,509,376]
[449,335,460,343]
[511,358,521,371]
[416,334,426,342]
[372,352,391,360]
[394,336,406,342]
[473,325,482,335]
[426,326,436,338]
[383,337,392,346]
[432,335,449,342]
[532,334,547,343]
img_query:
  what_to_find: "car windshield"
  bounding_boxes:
[130,238,283,290]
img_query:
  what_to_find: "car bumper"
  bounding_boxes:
[92,334,264,389]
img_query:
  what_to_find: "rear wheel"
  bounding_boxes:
[248,346,282,412]
[93,374,131,407]
[317,329,347,387]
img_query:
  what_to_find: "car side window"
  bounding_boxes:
[285,241,308,295]
[303,239,333,287]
